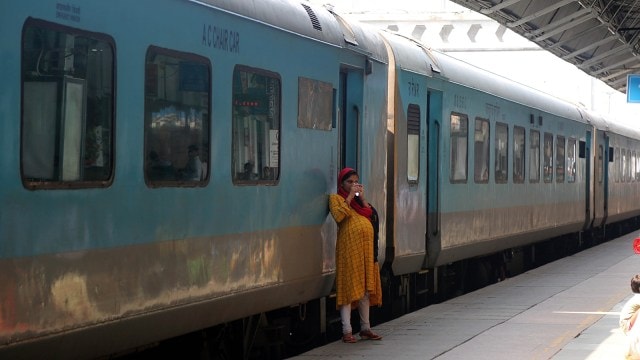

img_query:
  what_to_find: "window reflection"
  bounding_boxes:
[495,123,508,183]
[450,113,468,183]
[513,126,525,183]
[232,66,281,183]
[144,48,210,185]
[529,130,540,182]
[474,118,489,183]
[21,20,114,188]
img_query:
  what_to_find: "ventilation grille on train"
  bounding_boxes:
[301,4,322,31]
[407,104,421,135]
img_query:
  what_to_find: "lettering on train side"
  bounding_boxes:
[56,3,81,22]
[202,24,240,53]
[453,94,467,109]
[408,78,420,97]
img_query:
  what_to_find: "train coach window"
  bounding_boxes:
[598,145,604,183]
[232,66,281,183]
[621,148,625,182]
[629,151,636,182]
[627,149,632,182]
[144,47,210,186]
[21,20,114,188]
[495,123,508,183]
[449,113,468,183]
[543,133,553,183]
[618,147,622,183]
[529,130,540,182]
[567,139,576,183]
[625,149,631,182]
[556,136,565,183]
[513,126,525,183]
[623,149,628,182]
[407,104,421,183]
[632,151,640,181]
[614,147,620,183]
[474,118,489,183]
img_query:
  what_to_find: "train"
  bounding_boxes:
[2,0,640,359]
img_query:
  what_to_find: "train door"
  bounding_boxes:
[591,130,608,228]
[603,134,610,223]
[338,68,363,171]
[583,130,592,229]
[426,89,442,266]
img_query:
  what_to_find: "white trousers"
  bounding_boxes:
[340,292,370,335]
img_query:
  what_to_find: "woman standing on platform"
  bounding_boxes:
[329,167,383,343]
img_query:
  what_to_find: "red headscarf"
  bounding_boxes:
[338,167,373,219]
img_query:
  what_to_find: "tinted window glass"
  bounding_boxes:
[556,136,565,182]
[543,133,553,183]
[144,47,210,185]
[232,66,281,183]
[513,126,525,183]
[613,147,619,183]
[567,138,576,183]
[495,123,508,183]
[598,145,603,183]
[474,118,489,183]
[22,20,114,188]
[450,113,468,183]
[529,130,540,182]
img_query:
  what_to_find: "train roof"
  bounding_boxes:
[379,30,584,123]
[578,108,609,131]
[581,108,640,140]
[379,32,440,77]
[189,0,388,63]
[428,49,585,123]
[379,31,640,141]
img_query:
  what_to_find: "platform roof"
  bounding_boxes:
[449,0,640,94]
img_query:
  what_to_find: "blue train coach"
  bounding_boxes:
[4,0,640,358]
[0,0,390,358]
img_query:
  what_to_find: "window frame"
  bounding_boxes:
[494,122,509,184]
[21,19,116,190]
[543,132,554,183]
[449,112,469,184]
[567,138,576,183]
[513,126,525,184]
[474,117,490,183]
[231,65,282,185]
[143,46,211,187]
[529,129,540,183]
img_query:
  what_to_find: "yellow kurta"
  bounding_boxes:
[329,194,382,308]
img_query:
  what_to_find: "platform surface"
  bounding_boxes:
[291,232,640,359]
